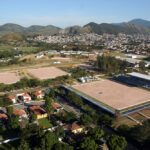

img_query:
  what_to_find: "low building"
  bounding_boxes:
[8,96,16,103]
[63,122,83,134]
[35,54,44,59]
[16,93,31,102]
[34,90,44,99]
[21,93,31,102]
[29,105,47,119]
[0,113,8,125]
[52,102,63,113]
[13,109,28,121]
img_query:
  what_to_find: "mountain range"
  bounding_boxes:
[0,19,150,36]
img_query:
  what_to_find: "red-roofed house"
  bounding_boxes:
[29,105,47,119]
[22,93,31,102]
[34,90,44,99]
[52,102,63,113]
[0,113,8,125]
[63,122,83,134]
[13,109,28,121]
[8,96,16,103]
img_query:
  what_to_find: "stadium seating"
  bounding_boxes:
[116,75,150,89]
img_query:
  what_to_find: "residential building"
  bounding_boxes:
[8,96,16,103]
[63,122,83,134]
[29,105,47,119]
[52,102,63,113]
[13,109,28,121]
[34,90,44,99]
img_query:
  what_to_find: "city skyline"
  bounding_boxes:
[0,0,150,28]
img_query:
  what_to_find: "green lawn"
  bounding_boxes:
[38,118,53,129]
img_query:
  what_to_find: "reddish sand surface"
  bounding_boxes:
[0,72,20,84]
[51,57,71,61]
[140,109,150,117]
[72,80,150,110]
[28,67,69,80]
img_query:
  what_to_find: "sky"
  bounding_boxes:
[0,0,150,28]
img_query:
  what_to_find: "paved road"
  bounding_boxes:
[57,96,82,118]
[0,100,45,113]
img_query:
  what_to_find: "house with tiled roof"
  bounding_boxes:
[52,102,63,113]
[63,122,83,134]
[0,113,8,125]
[8,95,16,103]
[13,109,28,121]
[16,93,31,102]
[34,90,44,99]
[22,93,31,101]
[29,105,47,119]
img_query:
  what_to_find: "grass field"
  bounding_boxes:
[38,118,53,128]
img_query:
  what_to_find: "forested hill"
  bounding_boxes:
[1,18,150,36]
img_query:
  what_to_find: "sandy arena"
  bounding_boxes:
[72,80,150,110]
[0,72,20,84]
[28,67,69,80]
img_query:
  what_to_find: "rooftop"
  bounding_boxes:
[29,105,46,115]
[52,102,61,109]
[13,109,26,116]
[127,72,150,81]
[0,113,8,119]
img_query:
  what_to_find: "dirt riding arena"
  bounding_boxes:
[72,80,150,111]
[51,57,71,61]
[28,67,69,80]
[0,72,20,84]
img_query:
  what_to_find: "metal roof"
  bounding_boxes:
[127,72,150,81]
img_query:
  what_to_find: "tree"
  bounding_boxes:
[30,92,37,100]
[130,120,150,144]
[80,137,98,150]
[139,61,146,72]
[30,113,37,123]
[54,143,74,150]
[55,126,65,137]
[89,127,104,141]
[80,114,93,127]
[45,96,53,119]
[40,131,58,150]
[99,114,113,126]
[6,106,13,118]
[117,125,130,137]
[49,90,55,100]
[18,140,31,150]
[107,134,127,150]
[67,91,83,107]
[9,115,20,129]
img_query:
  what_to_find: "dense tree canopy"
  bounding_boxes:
[96,55,129,74]
[107,134,127,150]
